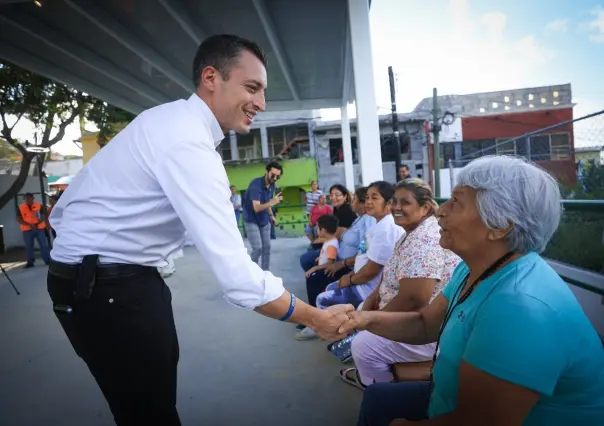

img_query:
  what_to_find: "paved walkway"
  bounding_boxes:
[0,238,362,426]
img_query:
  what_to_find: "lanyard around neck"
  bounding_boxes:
[428,251,515,390]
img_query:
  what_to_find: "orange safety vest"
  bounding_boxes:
[19,202,46,232]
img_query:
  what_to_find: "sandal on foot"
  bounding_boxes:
[339,367,367,390]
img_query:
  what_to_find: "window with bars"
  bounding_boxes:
[530,135,550,161]
[268,124,309,157]
[515,137,528,158]
[550,134,571,159]
[460,134,571,164]
[461,140,496,159]
[329,137,358,165]
[236,129,261,160]
[438,142,457,168]
[529,133,571,161]
[496,139,516,156]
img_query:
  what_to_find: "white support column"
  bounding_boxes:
[307,121,316,158]
[341,104,355,190]
[229,131,239,161]
[348,0,383,185]
[260,125,269,158]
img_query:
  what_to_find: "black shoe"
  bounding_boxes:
[24,264,34,269]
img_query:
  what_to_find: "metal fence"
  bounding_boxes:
[444,109,604,198]
[435,198,604,293]
[431,109,604,280]
[542,201,604,277]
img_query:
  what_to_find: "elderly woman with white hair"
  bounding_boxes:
[339,156,604,426]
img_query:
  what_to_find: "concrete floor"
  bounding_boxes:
[0,238,362,426]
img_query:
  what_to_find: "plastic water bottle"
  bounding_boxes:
[329,332,358,362]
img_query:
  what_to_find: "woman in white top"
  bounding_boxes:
[296,181,404,340]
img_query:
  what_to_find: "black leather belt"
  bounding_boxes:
[49,259,156,280]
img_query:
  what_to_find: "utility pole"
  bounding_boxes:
[432,87,441,197]
[388,66,402,181]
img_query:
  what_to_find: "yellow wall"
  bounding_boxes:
[576,150,602,165]
[81,135,101,164]
[81,123,129,164]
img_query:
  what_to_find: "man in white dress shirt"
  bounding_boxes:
[47,34,353,426]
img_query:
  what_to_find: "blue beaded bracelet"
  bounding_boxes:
[279,292,296,322]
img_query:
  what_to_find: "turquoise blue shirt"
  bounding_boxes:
[429,252,604,424]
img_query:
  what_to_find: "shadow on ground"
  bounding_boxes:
[0,237,362,426]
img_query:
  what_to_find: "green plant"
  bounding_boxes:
[0,60,135,208]
[543,210,604,274]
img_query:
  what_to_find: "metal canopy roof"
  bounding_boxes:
[0,0,357,114]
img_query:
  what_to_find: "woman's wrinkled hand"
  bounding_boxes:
[337,310,371,335]
[312,304,356,342]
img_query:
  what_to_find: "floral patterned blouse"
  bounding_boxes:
[378,215,461,310]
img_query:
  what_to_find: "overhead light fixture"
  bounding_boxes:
[26,146,50,153]
[34,0,42,7]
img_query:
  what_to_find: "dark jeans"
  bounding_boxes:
[234,209,241,227]
[357,382,431,426]
[47,265,181,426]
[305,268,350,307]
[300,248,321,272]
[23,228,50,265]
[316,282,364,310]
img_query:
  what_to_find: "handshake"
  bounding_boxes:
[310,304,370,342]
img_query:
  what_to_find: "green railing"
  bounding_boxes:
[237,203,310,237]
[435,198,604,296]
[544,203,604,274]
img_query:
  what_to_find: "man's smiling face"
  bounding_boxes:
[212,50,267,134]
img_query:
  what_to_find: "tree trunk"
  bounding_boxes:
[0,153,35,210]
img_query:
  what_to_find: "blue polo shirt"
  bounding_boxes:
[242,176,275,227]
[429,252,604,424]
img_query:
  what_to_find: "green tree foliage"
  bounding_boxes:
[0,60,135,208]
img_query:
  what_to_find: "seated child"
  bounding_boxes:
[296,215,340,341]
[305,214,339,278]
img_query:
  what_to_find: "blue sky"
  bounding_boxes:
[376,0,604,115]
[322,0,604,147]
[14,0,604,153]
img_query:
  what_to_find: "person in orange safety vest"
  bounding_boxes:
[17,193,51,268]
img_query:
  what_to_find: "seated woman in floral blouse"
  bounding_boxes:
[340,178,461,390]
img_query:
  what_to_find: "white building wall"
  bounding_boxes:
[43,159,83,177]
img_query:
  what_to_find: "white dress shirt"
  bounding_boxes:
[50,94,285,309]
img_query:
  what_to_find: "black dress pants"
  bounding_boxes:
[47,264,181,426]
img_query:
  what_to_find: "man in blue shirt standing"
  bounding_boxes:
[243,161,283,270]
